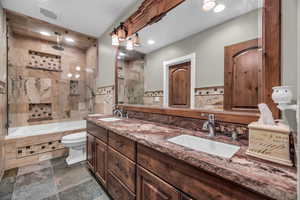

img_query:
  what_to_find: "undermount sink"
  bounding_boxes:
[98,117,122,122]
[167,135,240,159]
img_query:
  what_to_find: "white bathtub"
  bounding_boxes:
[6,120,86,139]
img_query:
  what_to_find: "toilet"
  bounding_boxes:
[61,132,87,165]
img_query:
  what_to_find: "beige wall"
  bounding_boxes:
[0,2,7,180]
[96,0,143,88]
[282,0,298,131]
[144,9,260,91]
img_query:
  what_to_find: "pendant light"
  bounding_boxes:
[112,29,119,46]
[126,38,134,51]
[202,0,216,11]
[133,33,141,47]
[117,22,126,42]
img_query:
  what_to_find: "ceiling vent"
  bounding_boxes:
[40,7,59,20]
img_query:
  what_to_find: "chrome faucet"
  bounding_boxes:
[113,109,123,117]
[113,108,128,118]
[202,114,216,138]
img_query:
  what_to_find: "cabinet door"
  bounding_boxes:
[137,166,180,200]
[87,133,95,171]
[95,138,107,187]
[108,147,136,193]
[107,171,136,200]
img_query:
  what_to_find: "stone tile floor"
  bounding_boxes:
[0,157,111,200]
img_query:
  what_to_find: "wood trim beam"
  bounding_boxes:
[262,0,281,119]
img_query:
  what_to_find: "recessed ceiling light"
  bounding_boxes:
[214,4,226,13]
[67,73,72,78]
[202,0,216,11]
[147,40,155,45]
[76,66,81,71]
[75,74,80,79]
[40,31,51,36]
[65,37,75,43]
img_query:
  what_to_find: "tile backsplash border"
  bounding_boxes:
[127,110,249,136]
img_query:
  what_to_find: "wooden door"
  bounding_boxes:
[137,166,180,200]
[95,138,107,186]
[169,62,191,108]
[87,133,95,171]
[224,39,262,112]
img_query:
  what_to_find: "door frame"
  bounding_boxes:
[163,53,196,108]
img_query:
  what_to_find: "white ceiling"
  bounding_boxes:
[134,0,261,54]
[0,0,138,37]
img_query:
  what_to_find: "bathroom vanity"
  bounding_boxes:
[86,116,296,200]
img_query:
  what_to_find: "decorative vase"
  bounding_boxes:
[272,86,293,104]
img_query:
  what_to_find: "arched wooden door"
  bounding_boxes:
[168,62,191,108]
[224,39,262,112]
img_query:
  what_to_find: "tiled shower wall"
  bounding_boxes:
[118,59,144,105]
[95,85,114,114]
[143,86,224,110]
[0,2,7,179]
[7,33,97,127]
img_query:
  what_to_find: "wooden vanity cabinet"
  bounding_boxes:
[95,138,107,186]
[87,123,271,200]
[137,144,271,200]
[107,146,136,193]
[137,166,181,200]
[107,171,136,200]
[86,133,95,171]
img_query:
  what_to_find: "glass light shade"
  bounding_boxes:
[133,33,141,47]
[272,86,293,104]
[112,33,119,46]
[126,38,134,51]
[117,28,126,41]
[202,0,216,11]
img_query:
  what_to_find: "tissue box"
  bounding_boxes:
[246,122,293,166]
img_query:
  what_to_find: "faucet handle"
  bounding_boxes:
[201,113,215,123]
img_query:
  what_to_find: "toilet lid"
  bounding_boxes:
[62,132,87,142]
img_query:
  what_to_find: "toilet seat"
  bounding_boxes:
[62,132,86,143]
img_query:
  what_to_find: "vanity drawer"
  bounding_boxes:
[108,147,136,193]
[107,171,136,200]
[109,131,136,161]
[137,144,271,200]
[87,122,108,143]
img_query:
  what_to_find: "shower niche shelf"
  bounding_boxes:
[27,50,62,72]
[28,103,53,122]
[70,80,80,96]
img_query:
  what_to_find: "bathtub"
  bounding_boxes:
[6,120,86,139]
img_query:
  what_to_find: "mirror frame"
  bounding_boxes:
[115,0,281,125]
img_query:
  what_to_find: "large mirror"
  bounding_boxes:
[116,0,266,114]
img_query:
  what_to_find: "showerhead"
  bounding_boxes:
[52,32,64,51]
[52,45,64,51]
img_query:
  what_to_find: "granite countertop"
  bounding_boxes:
[86,116,297,200]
